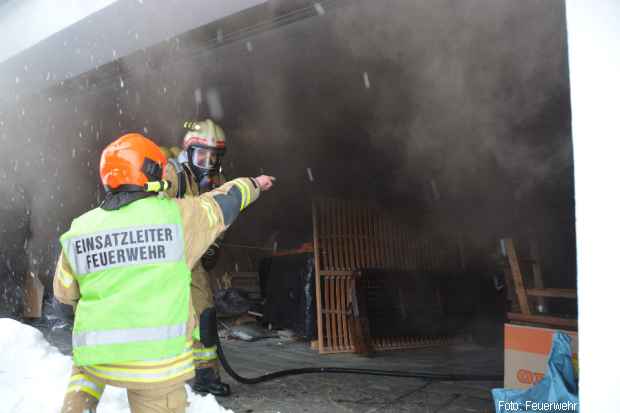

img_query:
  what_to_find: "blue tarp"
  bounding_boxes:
[492,332,579,412]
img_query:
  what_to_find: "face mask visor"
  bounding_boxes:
[190,147,221,172]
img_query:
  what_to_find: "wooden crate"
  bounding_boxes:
[312,198,453,354]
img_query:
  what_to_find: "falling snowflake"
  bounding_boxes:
[363,72,371,89]
[314,2,325,15]
[206,88,223,119]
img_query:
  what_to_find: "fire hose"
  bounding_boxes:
[215,336,503,384]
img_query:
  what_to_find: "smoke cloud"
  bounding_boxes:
[0,0,574,293]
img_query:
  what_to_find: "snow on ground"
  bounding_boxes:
[0,318,234,413]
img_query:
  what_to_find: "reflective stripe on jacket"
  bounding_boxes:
[60,196,192,366]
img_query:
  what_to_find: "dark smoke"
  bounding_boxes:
[0,0,575,307]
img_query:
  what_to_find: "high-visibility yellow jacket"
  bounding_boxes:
[53,178,260,389]
[61,196,192,367]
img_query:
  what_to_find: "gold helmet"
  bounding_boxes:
[182,119,226,153]
[182,119,226,178]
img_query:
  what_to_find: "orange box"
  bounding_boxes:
[504,323,578,389]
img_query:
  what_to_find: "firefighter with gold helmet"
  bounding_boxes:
[53,132,275,412]
[162,119,232,396]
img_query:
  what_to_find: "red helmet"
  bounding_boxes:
[100,133,167,191]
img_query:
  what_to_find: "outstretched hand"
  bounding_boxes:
[254,175,276,191]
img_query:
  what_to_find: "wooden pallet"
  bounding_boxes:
[312,198,452,354]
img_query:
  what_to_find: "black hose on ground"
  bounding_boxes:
[216,339,503,384]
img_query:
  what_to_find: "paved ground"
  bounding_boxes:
[216,337,502,413]
[38,320,502,412]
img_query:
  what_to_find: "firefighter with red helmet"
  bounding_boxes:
[53,133,275,412]
[162,119,232,396]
